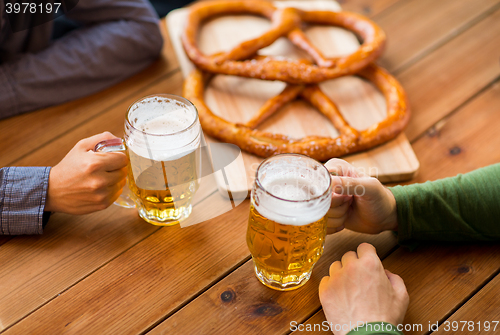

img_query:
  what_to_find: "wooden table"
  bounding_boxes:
[1,0,499,334]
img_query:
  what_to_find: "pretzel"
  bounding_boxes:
[183,63,410,162]
[182,1,386,84]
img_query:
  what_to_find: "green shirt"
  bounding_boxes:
[347,164,500,335]
[390,163,500,246]
[347,322,403,335]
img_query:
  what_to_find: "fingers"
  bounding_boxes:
[330,177,352,206]
[327,225,344,235]
[328,192,352,235]
[341,250,358,265]
[324,158,367,177]
[105,167,128,186]
[356,242,378,259]
[331,176,372,197]
[329,260,342,276]
[385,269,409,299]
[319,276,330,297]
[329,199,350,218]
[93,152,129,172]
[109,182,127,203]
[327,214,347,234]
[327,199,349,231]
[330,192,350,208]
[77,132,118,151]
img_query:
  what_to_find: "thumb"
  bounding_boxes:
[385,269,408,299]
[77,132,119,151]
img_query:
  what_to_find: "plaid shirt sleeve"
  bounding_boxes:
[0,166,51,235]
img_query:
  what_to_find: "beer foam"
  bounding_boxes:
[254,178,330,226]
[126,97,200,161]
[138,112,193,135]
[253,156,332,226]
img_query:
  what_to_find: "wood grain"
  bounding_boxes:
[340,0,401,16]
[197,0,404,17]
[377,0,500,72]
[3,199,251,334]
[1,1,499,334]
[292,244,500,335]
[0,71,219,331]
[0,20,178,167]
[431,274,500,334]
[167,1,420,194]
[398,8,500,141]
[0,162,219,332]
[0,207,158,332]
[147,231,397,335]
[290,73,500,335]
[407,80,500,183]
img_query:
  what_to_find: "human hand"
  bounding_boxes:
[45,132,128,214]
[319,243,409,335]
[325,159,398,235]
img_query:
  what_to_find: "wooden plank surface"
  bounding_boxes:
[0,207,157,332]
[340,0,401,16]
[0,72,184,331]
[398,8,500,141]
[167,1,420,195]
[3,200,251,334]
[377,0,500,72]
[290,66,500,335]
[1,0,499,333]
[147,231,397,335]
[408,79,500,183]
[292,244,500,335]
[431,273,500,334]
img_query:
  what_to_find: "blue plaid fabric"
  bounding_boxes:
[0,166,51,235]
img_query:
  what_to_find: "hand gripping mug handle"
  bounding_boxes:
[94,138,136,208]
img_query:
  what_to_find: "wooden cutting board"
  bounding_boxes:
[166,1,419,199]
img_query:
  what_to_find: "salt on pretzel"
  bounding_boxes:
[182,0,386,84]
[183,63,410,162]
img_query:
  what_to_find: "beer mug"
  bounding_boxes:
[95,94,202,226]
[247,154,332,291]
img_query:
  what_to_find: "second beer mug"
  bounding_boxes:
[247,154,332,291]
[96,94,202,225]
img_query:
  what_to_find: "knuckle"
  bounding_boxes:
[361,254,380,269]
[119,178,127,188]
[89,178,106,191]
[97,202,110,211]
[84,160,101,174]
[95,193,113,209]
[329,261,340,271]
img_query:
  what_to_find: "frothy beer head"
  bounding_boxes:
[253,154,332,226]
[125,95,200,161]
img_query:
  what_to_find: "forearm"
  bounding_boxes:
[389,163,500,245]
[0,167,51,235]
[0,0,162,118]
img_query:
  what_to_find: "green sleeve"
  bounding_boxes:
[389,163,500,246]
[347,322,403,335]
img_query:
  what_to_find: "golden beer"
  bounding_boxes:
[247,154,332,291]
[127,148,200,225]
[94,94,201,224]
[247,204,327,289]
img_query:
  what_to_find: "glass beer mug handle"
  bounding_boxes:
[94,138,136,208]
